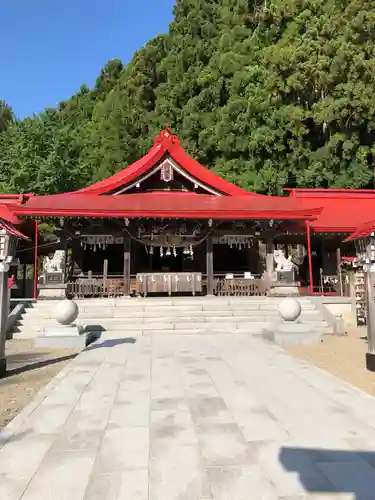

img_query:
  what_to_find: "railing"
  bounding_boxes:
[213,275,266,297]
[67,277,125,298]
[314,272,351,297]
[67,273,268,298]
[136,273,202,296]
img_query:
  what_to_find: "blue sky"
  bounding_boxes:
[1,0,175,118]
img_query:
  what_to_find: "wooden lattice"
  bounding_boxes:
[214,278,266,297]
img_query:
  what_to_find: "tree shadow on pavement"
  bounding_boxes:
[0,429,31,446]
[280,446,375,500]
[2,353,77,379]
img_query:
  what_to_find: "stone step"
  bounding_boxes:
[15,312,326,329]
[31,298,315,308]
[12,316,330,335]
[25,303,315,315]
[16,315,329,328]
[14,297,331,339]
[24,302,316,315]
[12,324,331,337]
[22,307,321,320]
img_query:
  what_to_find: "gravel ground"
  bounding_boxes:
[0,340,78,428]
[284,325,375,396]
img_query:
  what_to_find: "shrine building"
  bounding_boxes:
[1,129,375,300]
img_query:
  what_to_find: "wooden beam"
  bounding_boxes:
[206,234,214,296]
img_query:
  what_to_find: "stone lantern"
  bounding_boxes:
[353,232,375,371]
[0,228,20,376]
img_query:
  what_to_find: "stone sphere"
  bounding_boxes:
[55,299,79,325]
[278,298,301,322]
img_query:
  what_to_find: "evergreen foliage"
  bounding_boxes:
[1,0,375,195]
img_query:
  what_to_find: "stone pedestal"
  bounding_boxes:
[35,325,90,349]
[34,299,98,349]
[365,264,375,372]
[268,283,300,296]
[38,285,67,299]
[263,298,322,345]
[263,321,322,345]
[45,324,83,337]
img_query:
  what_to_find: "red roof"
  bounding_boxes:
[0,204,21,225]
[345,220,375,241]
[75,130,254,197]
[5,133,375,233]
[13,192,322,220]
[0,220,28,239]
[286,188,375,232]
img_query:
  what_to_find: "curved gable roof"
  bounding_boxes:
[75,130,255,197]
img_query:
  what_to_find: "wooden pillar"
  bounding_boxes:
[206,234,214,296]
[61,230,68,283]
[22,263,26,297]
[246,246,252,273]
[103,259,108,295]
[266,234,275,279]
[306,221,314,295]
[336,246,343,296]
[123,235,131,296]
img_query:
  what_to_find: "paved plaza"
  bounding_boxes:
[1,333,375,499]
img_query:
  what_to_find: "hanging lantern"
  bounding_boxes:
[166,247,171,256]
[150,246,154,255]
[173,246,177,257]
[160,246,163,257]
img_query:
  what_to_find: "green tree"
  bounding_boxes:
[2,0,375,195]
[0,100,14,132]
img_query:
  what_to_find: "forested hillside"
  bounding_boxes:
[1,0,375,195]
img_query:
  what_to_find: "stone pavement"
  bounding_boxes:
[2,334,375,499]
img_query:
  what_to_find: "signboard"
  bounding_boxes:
[276,270,295,283]
[45,272,63,285]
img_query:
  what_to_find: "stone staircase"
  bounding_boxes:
[10,297,333,339]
